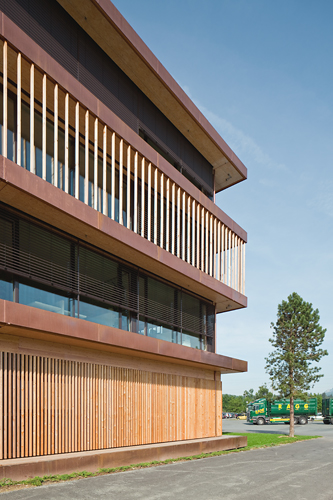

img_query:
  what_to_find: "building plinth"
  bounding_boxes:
[0,435,247,481]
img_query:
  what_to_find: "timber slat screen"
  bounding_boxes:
[0,351,221,460]
[0,38,245,295]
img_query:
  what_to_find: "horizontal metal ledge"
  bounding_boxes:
[0,300,248,374]
[0,435,247,481]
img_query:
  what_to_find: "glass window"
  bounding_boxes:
[19,282,74,316]
[138,316,145,335]
[182,330,201,349]
[79,298,119,328]
[147,320,178,343]
[121,310,130,331]
[0,275,13,301]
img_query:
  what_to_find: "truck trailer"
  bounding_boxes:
[247,398,317,425]
[322,398,333,424]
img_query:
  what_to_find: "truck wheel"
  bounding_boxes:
[331,418,333,425]
[298,416,307,425]
[294,417,299,424]
[257,417,265,425]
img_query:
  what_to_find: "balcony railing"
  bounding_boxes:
[0,38,245,295]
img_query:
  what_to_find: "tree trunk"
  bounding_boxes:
[289,395,294,437]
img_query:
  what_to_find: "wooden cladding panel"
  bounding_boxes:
[0,351,221,460]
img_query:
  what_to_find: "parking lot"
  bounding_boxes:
[222,417,333,437]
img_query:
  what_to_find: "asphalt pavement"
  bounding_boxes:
[222,416,333,436]
[2,419,333,499]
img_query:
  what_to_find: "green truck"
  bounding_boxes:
[247,397,317,425]
[322,398,333,424]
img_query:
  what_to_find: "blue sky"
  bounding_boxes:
[111,0,333,395]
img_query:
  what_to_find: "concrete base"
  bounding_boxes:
[0,435,247,481]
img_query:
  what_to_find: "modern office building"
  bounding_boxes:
[0,0,248,478]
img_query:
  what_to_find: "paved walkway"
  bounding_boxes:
[2,435,333,499]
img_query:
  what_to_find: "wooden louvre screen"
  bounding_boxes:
[0,351,220,460]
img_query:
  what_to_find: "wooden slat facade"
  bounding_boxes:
[0,349,222,460]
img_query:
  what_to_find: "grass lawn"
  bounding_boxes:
[0,432,320,492]
[224,431,320,451]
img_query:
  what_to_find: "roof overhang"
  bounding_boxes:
[56,0,247,192]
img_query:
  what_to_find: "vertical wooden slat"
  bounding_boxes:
[134,151,138,233]
[166,178,170,251]
[213,218,217,278]
[201,207,205,271]
[12,354,16,458]
[225,227,228,284]
[40,357,44,455]
[86,364,90,450]
[28,355,32,457]
[92,364,95,450]
[127,145,131,229]
[32,356,36,456]
[42,74,47,180]
[103,126,107,215]
[3,41,8,158]
[154,168,158,244]
[90,363,94,450]
[94,118,98,210]
[171,183,175,255]
[112,367,116,448]
[228,229,231,287]
[196,203,200,269]
[98,364,102,449]
[71,361,75,453]
[83,363,87,450]
[177,186,181,257]
[108,366,111,449]
[111,133,116,220]
[75,362,78,452]
[60,360,64,454]
[30,64,35,173]
[64,93,69,193]
[68,361,72,453]
[51,358,55,454]
[16,355,20,457]
[3,354,7,459]
[160,173,164,248]
[75,102,80,199]
[0,353,3,460]
[17,52,22,166]
[217,221,221,281]
[47,358,51,455]
[24,355,28,457]
[141,158,145,237]
[84,110,89,204]
[54,84,59,188]
[44,358,48,455]
[187,195,191,263]
[182,191,186,261]
[147,162,151,241]
[243,242,246,294]
[119,139,123,225]
[54,358,58,455]
[231,232,234,289]
[65,360,68,453]
[205,211,209,274]
[221,224,225,283]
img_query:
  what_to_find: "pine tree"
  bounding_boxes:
[265,292,328,437]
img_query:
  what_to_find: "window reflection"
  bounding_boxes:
[79,298,119,328]
[182,331,201,349]
[19,282,74,316]
[0,277,13,302]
